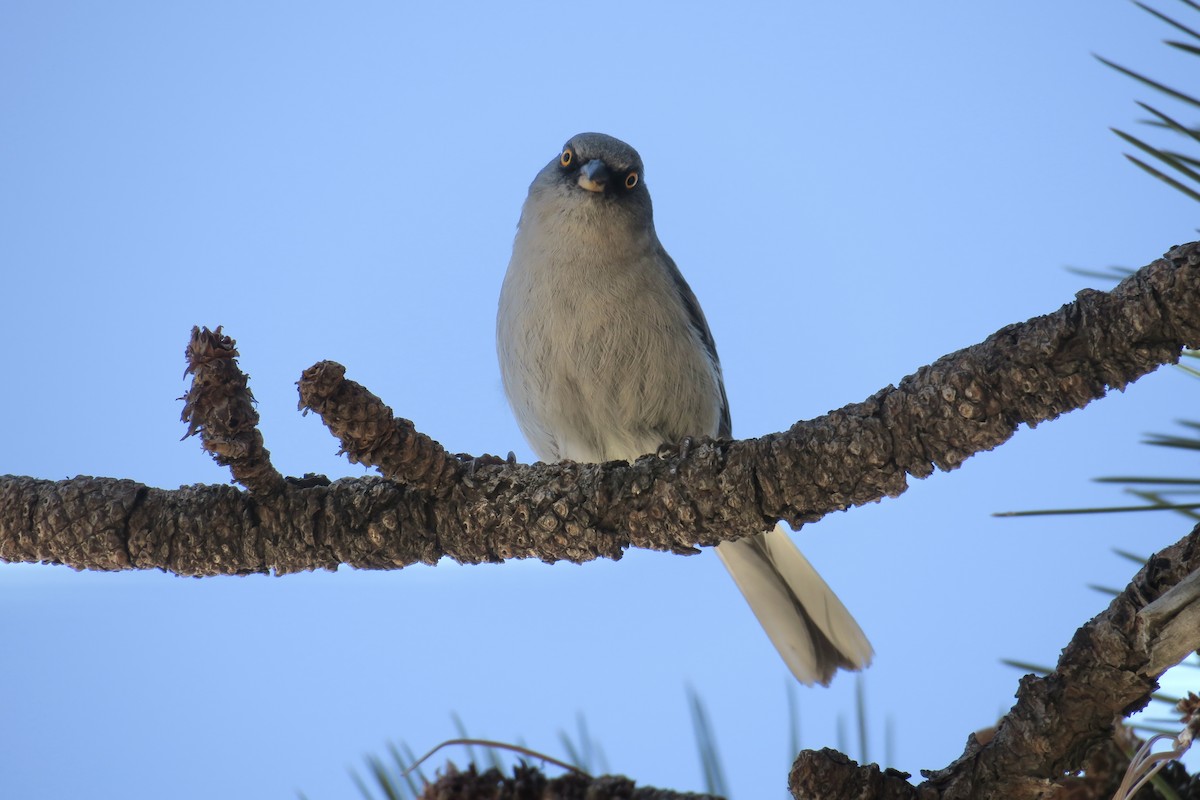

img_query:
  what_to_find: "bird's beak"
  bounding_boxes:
[577,159,609,193]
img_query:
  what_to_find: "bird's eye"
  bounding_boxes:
[560,148,573,167]
[624,171,639,190]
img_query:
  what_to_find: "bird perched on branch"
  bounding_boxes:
[496,132,872,685]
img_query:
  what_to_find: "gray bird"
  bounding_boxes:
[496,132,873,685]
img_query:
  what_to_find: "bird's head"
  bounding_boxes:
[553,132,645,196]
[524,133,655,233]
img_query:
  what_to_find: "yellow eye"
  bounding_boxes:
[560,148,573,167]
[624,171,639,189]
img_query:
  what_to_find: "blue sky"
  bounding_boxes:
[2,2,1199,798]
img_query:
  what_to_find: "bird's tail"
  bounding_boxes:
[715,523,873,686]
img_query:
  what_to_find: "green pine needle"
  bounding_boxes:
[1001,658,1051,675]
[995,501,1200,516]
[1112,127,1200,183]
[786,680,802,768]
[1167,39,1200,56]
[856,676,869,764]
[391,742,425,798]
[1112,548,1149,565]
[557,714,605,775]
[1124,154,1200,201]
[686,686,729,799]
[1096,54,1200,108]
[1145,433,1200,450]
[1133,1,1200,40]
[1064,265,1134,280]
[351,770,378,800]
[367,756,402,800]
[557,732,583,773]
[1136,102,1200,145]
[1093,476,1200,484]
[885,717,896,771]
[1162,148,1200,167]
[449,713,477,765]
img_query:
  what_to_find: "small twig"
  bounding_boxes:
[400,737,590,779]
[296,360,482,496]
[1112,692,1200,800]
[181,326,284,494]
[1111,733,1184,800]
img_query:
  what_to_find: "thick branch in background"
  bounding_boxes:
[1,242,1199,575]
[791,518,1200,800]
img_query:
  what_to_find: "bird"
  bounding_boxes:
[496,132,873,685]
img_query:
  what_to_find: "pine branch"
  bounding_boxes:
[2,241,1200,575]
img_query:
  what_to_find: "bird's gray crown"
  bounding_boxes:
[561,132,644,176]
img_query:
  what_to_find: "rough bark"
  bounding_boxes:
[2,241,1198,575]
[787,519,1200,800]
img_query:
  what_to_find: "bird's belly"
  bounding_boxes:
[527,287,722,463]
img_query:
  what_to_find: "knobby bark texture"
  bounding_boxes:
[2,241,1199,575]
[3,242,1200,800]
